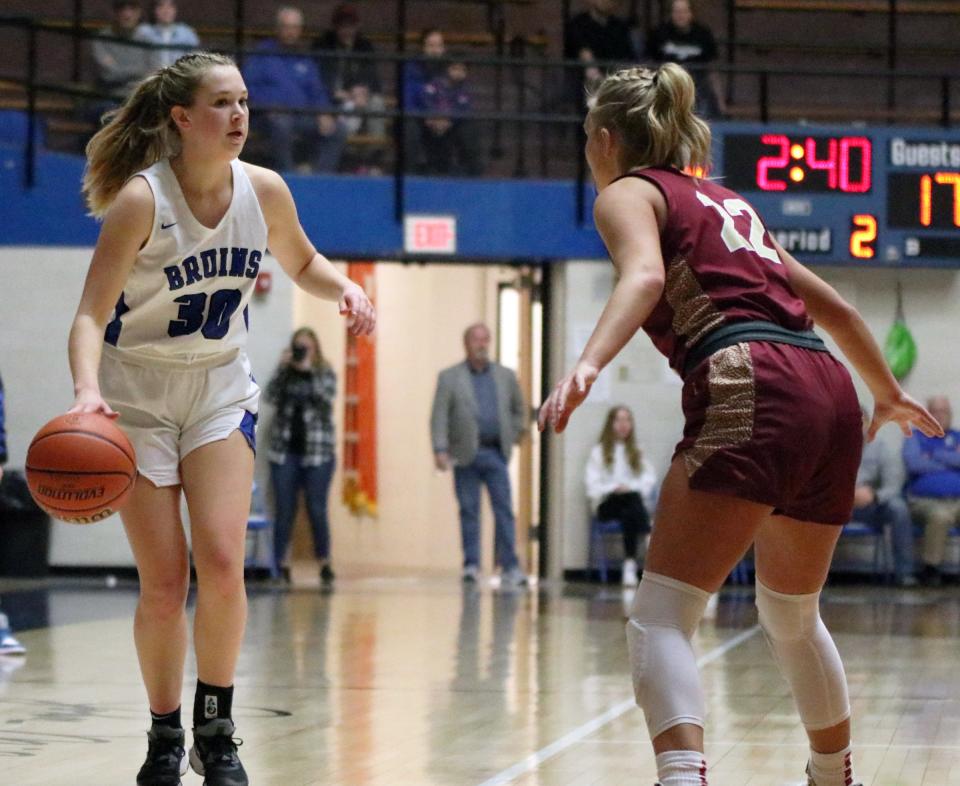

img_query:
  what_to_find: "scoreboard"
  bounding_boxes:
[713,124,960,267]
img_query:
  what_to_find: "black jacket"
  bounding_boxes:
[564,11,636,63]
[313,30,382,96]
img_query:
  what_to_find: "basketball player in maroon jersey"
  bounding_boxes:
[539,63,941,786]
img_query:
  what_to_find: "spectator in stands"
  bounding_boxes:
[403,28,448,112]
[136,0,200,70]
[338,79,385,174]
[646,0,726,118]
[401,29,452,172]
[564,2,636,111]
[243,6,347,173]
[903,395,960,587]
[418,54,483,176]
[579,48,606,110]
[91,0,150,97]
[314,3,386,138]
[585,405,657,586]
[564,0,636,65]
[853,406,916,587]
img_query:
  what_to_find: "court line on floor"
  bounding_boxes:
[476,624,761,786]
[582,740,960,751]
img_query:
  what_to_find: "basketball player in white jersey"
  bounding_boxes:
[67,52,375,786]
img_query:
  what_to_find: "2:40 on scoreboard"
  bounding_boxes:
[715,126,960,267]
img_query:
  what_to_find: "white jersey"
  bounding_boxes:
[103,158,268,366]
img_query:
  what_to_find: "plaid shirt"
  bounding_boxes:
[265,364,336,466]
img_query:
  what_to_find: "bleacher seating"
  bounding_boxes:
[1,1,957,175]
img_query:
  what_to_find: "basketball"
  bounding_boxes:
[25,412,137,525]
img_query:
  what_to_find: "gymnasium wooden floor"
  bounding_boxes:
[0,571,958,786]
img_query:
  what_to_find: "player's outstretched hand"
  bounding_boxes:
[538,362,598,434]
[68,389,118,418]
[868,391,943,442]
[339,283,376,336]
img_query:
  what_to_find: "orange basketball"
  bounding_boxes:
[26,412,137,524]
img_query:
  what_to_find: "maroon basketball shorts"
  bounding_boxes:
[674,341,863,525]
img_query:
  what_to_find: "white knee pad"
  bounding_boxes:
[755,580,850,731]
[626,571,710,738]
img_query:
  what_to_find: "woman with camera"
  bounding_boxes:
[266,327,338,586]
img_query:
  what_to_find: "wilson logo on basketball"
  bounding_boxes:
[36,485,106,502]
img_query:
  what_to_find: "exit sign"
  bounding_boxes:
[404,215,457,254]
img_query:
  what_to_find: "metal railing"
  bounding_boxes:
[1,15,958,223]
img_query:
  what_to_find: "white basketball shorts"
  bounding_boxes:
[99,348,260,487]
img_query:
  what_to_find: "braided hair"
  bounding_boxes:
[587,62,711,173]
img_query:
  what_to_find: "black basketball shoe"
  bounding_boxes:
[136,725,187,786]
[189,719,248,786]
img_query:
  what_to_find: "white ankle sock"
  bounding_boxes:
[655,750,707,785]
[809,745,854,786]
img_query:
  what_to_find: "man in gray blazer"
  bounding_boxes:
[431,323,527,584]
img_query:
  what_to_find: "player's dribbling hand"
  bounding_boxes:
[68,388,119,418]
[868,391,944,442]
[339,283,376,337]
[538,362,598,434]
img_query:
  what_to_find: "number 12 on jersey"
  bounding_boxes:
[696,191,781,265]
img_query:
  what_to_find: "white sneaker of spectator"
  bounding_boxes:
[622,558,639,587]
[501,567,528,588]
[0,613,25,656]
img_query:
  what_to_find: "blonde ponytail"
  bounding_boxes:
[83,51,236,217]
[588,63,712,173]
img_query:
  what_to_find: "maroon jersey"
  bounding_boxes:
[620,167,812,376]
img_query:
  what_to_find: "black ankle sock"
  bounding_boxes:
[150,706,182,730]
[193,680,234,727]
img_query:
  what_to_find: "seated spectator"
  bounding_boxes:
[903,395,960,587]
[135,0,199,70]
[853,407,916,587]
[418,54,483,176]
[314,3,386,138]
[338,79,385,174]
[585,405,657,587]
[403,28,447,110]
[243,6,347,173]
[564,0,636,65]
[91,0,150,98]
[646,0,725,118]
[403,27,476,172]
[579,48,605,110]
[564,0,636,109]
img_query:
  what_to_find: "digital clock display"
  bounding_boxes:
[723,134,873,194]
[712,125,960,266]
[888,172,960,229]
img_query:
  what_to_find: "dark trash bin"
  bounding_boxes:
[0,470,50,577]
